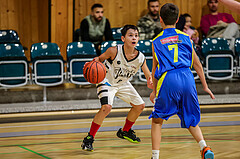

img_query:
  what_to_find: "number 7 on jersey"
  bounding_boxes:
[168,44,178,63]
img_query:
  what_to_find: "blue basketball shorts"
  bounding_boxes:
[149,68,200,128]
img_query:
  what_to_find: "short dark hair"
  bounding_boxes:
[208,0,218,3]
[160,3,179,25]
[182,13,191,18]
[91,3,103,11]
[121,25,139,37]
[148,0,159,6]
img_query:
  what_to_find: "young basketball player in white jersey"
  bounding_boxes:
[81,25,153,151]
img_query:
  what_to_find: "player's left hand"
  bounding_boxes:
[147,76,153,89]
[204,87,215,99]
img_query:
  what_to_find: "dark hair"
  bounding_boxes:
[148,0,159,6]
[121,25,139,37]
[182,13,191,18]
[208,0,218,3]
[160,3,179,25]
[91,3,103,11]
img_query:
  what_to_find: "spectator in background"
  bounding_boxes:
[182,13,199,46]
[176,14,186,31]
[137,0,163,40]
[218,0,240,15]
[80,3,113,56]
[200,0,239,51]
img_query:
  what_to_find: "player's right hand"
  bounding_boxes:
[93,57,100,62]
[150,91,156,104]
[84,57,99,68]
[147,76,153,89]
[83,61,90,68]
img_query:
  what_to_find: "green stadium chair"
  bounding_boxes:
[31,42,64,86]
[0,30,20,44]
[100,40,124,54]
[67,42,96,85]
[201,38,234,80]
[0,44,28,87]
[111,27,122,41]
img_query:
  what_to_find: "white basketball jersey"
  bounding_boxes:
[102,44,145,86]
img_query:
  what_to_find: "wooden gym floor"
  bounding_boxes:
[0,105,240,159]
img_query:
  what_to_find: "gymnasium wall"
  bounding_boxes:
[0,0,49,60]
[74,0,240,29]
[0,0,240,60]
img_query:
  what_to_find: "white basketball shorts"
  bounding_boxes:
[96,81,145,106]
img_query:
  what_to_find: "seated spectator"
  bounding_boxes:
[80,3,113,56]
[200,0,239,52]
[182,13,199,46]
[137,0,163,40]
[176,14,186,31]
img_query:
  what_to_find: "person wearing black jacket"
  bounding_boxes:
[80,3,113,56]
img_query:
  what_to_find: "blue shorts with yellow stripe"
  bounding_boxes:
[149,68,200,128]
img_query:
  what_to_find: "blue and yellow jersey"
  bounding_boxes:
[153,28,193,80]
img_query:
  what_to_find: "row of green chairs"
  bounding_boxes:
[0,40,153,87]
[201,38,240,80]
[1,37,240,88]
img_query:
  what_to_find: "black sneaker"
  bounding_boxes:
[117,128,141,143]
[81,134,94,151]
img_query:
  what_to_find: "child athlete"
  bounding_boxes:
[149,3,215,159]
[82,25,153,151]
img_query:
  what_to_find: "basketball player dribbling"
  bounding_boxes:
[81,24,153,151]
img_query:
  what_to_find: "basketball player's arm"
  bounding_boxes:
[93,47,117,63]
[150,44,159,103]
[192,48,215,99]
[141,60,153,89]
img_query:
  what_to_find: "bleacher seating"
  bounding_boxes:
[111,27,122,41]
[0,30,20,44]
[1,36,240,90]
[100,40,124,54]
[0,30,28,51]
[30,42,65,86]
[0,44,29,87]
[201,38,234,80]
[67,42,96,85]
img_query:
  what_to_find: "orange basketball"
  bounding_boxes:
[83,61,106,84]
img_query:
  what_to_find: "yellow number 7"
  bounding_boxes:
[168,44,178,63]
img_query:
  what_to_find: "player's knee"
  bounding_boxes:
[101,104,112,115]
[135,103,145,111]
[152,118,163,125]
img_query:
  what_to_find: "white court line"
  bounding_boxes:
[1,114,240,129]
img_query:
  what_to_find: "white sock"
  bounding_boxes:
[152,150,159,159]
[199,140,207,150]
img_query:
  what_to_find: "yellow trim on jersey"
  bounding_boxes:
[154,52,160,69]
[175,29,189,37]
[191,47,194,68]
[156,72,167,97]
[153,31,164,41]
